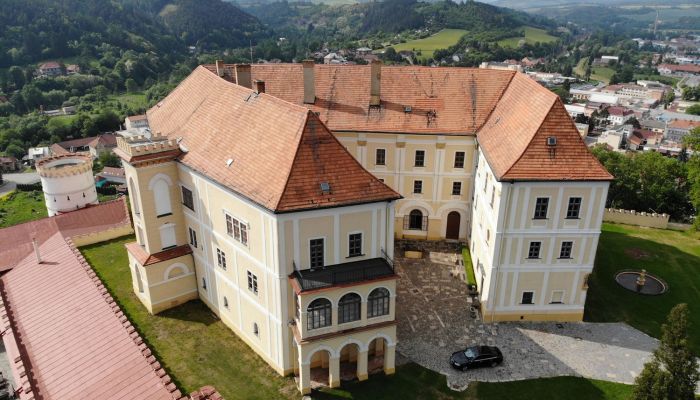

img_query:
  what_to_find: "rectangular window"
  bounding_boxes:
[216,248,226,270]
[375,149,386,165]
[414,150,425,167]
[188,227,197,248]
[527,241,541,259]
[534,197,549,219]
[521,291,534,305]
[452,182,462,195]
[454,151,465,168]
[182,186,194,211]
[483,175,488,192]
[225,214,249,246]
[560,241,573,259]
[490,189,495,207]
[550,290,565,304]
[247,271,258,294]
[348,233,362,257]
[310,238,324,269]
[413,180,423,194]
[566,197,582,219]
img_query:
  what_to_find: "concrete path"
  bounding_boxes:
[394,251,699,392]
[0,172,40,197]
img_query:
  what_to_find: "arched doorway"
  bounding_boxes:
[339,343,360,382]
[367,337,388,375]
[309,349,332,389]
[446,211,461,239]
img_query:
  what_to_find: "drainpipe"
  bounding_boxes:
[490,181,513,323]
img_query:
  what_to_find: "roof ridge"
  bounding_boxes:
[65,237,184,399]
[499,93,558,179]
[273,110,312,211]
[476,70,517,134]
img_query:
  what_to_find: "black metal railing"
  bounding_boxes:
[293,257,394,291]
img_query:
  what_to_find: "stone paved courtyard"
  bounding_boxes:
[394,250,672,390]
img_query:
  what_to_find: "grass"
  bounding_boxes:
[585,223,700,354]
[79,235,635,399]
[391,29,468,60]
[574,57,589,78]
[633,74,680,87]
[498,26,557,48]
[462,246,476,288]
[111,92,148,110]
[591,67,615,84]
[0,191,47,228]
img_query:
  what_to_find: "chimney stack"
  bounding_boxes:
[302,60,315,104]
[32,238,42,264]
[254,80,266,94]
[370,60,382,107]
[215,60,225,77]
[235,64,252,89]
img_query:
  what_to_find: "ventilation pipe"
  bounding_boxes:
[370,60,382,107]
[303,60,316,104]
[32,238,42,264]
[235,64,252,89]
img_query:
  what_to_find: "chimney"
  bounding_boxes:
[254,80,266,94]
[215,60,225,77]
[370,60,382,107]
[235,64,252,89]
[302,60,315,104]
[32,238,42,264]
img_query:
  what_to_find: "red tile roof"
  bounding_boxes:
[126,114,148,121]
[201,63,610,182]
[658,63,700,74]
[0,198,131,271]
[0,234,180,400]
[668,119,700,130]
[607,106,634,117]
[38,62,61,70]
[126,242,193,266]
[100,166,125,177]
[146,66,400,213]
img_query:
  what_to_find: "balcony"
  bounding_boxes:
[292,256,394,292]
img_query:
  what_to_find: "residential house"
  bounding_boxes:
[26,146,50,165]
[117,62,611,394]
[575,123,590,138]
[323,53,346,65]
[657,63,700,76]
[607,106,634,125]
[96,166,126,185]
[37,61,63,77]
[356,47,373,56]
[665,119,700,143]
[565,104,586,119]
[51,133,118,158]
[627,129,664,151]
[66,64,80,75]
[640,118,667,134]
[0,156,20,172]
[125,114,149,130]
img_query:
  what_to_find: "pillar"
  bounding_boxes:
[357,350,368,381]
[384,344,396,375]
[329,356,341,388]
[299,361,311,395]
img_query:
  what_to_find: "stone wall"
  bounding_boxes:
[395,239,464,257]
[603,208,669,229]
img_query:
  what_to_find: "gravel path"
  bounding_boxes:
[394,252,698,392]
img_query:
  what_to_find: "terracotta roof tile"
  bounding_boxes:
[147,66,399,213]
[125,242,193,266]
[0,198,131,271]
[0,234,176,400]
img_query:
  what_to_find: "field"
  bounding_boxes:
[80,235,634,399]
[591,67,615,84]
[585,223,700,354]
[391,29,468,60]
[111,92,148,110]
[0,191,47,228]
[498,26,557,48]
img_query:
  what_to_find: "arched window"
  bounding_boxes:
[368,288,390,318]
[307,298,332,330]
[152,179,172,216]
[129,178,140,215]
[338,293,361,324]
[408,209,424,230]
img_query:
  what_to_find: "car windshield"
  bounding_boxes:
[463,348,477,359]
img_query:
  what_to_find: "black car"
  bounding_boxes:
[449,346,503,370]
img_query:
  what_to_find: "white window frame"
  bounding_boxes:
[550,290,565,304]
[347,231,364,258]
[533,196,551,220]
[159,223,177,250]
[308,236,326,269]
[247,270,258,295]
[224,210,250,247]
[216,247,227,270]
[375,148,386,166]
[414,149,426,167]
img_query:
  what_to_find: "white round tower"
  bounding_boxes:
[36,154,98,216]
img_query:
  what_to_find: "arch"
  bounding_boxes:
[129,178,140,215]
[435,202,467,219]
[368,287,391,318]
[147,173,174,189]
[304,345,337,365]
[446,211,461,240]
[397,200,432,217]
[339,338,367,353]
[338,292,362,324]
[365,332,396,347]
[307,298,332,330]
[164,263,190,280]
[151,178,172,216]
[408,209,424,230]
[134,264,144,294]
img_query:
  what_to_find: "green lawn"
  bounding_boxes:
[585,223,700,354]
[591,67,615,84]
[0,191,47,228]
[79,235,634,399]
[498,26,557,48]
[462,246,476,287]
[111,92,148,110]
[391,29,468,60]
[574,57,589,78]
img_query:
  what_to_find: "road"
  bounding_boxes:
[0,172,40,197]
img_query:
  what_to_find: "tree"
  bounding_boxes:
[98,151,121,168]
[125,78,139,94]
[686,104,700,116]
[634,304,699,400]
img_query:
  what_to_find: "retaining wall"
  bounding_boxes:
[603,208,669,229]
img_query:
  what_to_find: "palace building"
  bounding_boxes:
[117,61,611,394]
